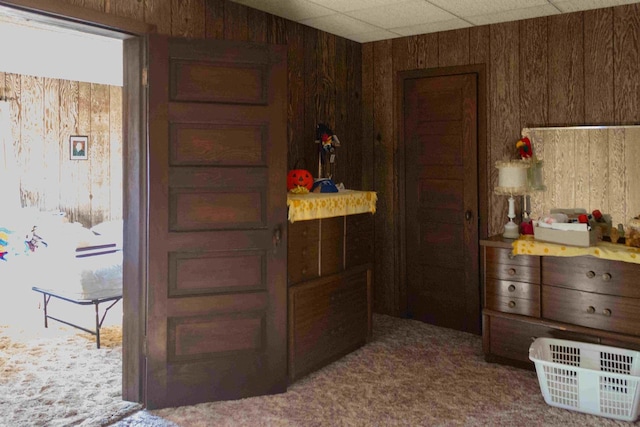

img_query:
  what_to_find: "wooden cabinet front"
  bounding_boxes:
[287,213,374,383]
[287,220,319,284]
[481,236,640,369]
[320,217,344,277]
[346,213,374,269]
[484,313,599,366]
[288,266,371,382]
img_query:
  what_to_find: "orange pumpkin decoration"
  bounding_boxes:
[287,169,313,191]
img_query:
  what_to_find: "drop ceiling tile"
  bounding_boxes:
[346,0,457,28]
[391,18,471,36]
[229,0,333,21]
[550,0,640,13]
[229,0,640,43]
[468,4,561,25]
[307,0,407,13]
[427,0,548,17]
[347,29,402,43]
[301,13,381,37]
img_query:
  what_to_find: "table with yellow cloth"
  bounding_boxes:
[512,236,640,265]
[287,190,377,223]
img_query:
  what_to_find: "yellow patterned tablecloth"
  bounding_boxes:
[287,190,377,223]
[512,236,640,264]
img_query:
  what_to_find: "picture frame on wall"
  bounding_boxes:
[70,135,88,160]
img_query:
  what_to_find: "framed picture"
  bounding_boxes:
[70,135,88,160]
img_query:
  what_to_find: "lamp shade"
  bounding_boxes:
[494,160,529,195]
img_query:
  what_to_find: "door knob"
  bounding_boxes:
[465,210,473,221]
[273,226,282,253]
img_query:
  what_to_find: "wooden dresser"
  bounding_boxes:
[481,235,640,369]
[287,213,373,382]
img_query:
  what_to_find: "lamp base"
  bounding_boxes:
[503,220,520,239]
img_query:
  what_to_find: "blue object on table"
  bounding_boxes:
[311,178,339,193]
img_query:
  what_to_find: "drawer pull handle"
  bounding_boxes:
[508,253,516,260]
[587,306,596,314]
[508,284,516,292]
[508,268,516,276]
[603,308,612,317]
[301,268,307,275]
[602,273,612,281]
[508,301,516,308]
[586,271,595,279]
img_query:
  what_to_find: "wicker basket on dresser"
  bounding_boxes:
[481,235,640,369]
[287,214,373,382]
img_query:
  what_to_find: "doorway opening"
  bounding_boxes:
[0,8,124,333]
[0,2,145,422]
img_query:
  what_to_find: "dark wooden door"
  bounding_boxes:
[403,73,480,334]
[145,35,288,409]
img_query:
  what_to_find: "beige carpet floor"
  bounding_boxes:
[0,294,140,427]
[113,314,640,427]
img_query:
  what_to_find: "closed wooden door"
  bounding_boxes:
[402,73,480,334]
[145,35,288,409]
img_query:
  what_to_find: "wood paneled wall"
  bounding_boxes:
[0,72,122,227]
[363,4,640,314]
[59,0,363,190]
[50,1,640,316]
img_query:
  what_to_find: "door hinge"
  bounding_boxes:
[142,339,148,356]
[142,67,148,87]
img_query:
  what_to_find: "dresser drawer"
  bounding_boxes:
[288,220,320,284]
[485,314,599,364]
[345,214,374,269]
[542,256,640,298]
[327,273,368,320]
[291,313,367,380]
[345,232,373,268]
[320,217,344,276]
[288,267,370,381]
[599,337,640,353]
[486,247,540,268]
[485,294,540,317]
[486,278,539,299]
[288,247,319,285]
[542,285,640,336]
[289,219,319,244]
[485,262,540,284]
[291,268,368,329]
[485,279,540,316]
[346,213,374,234]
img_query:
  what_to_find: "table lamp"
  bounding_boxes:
[495,160,529,239]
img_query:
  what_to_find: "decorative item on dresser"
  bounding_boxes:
[286,191,376,382]
[494,161,529,239]
[481,235,640,370]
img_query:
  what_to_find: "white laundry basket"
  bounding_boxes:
[529,338,640,422]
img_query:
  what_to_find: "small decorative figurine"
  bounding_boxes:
[315,123,340,180]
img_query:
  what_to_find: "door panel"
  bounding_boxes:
[170,57,267,104]
[404,73,479,334]
[146,35,287,409]
[170,123,266,166]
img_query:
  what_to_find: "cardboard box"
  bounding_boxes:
[533,223,598,247]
